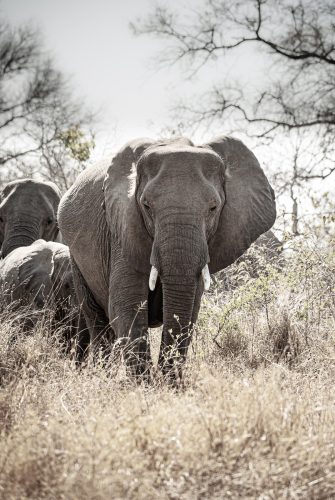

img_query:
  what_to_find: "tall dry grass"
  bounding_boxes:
[0,232,334,499]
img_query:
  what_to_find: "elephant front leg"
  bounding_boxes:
[109,267,152,379]
[70,256,113,361]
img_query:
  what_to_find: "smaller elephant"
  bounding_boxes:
[0,240,85,352]
[0,179,61,258]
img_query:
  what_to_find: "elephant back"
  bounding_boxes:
[0,240,55,309]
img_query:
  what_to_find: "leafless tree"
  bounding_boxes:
[133,0,335,233]
[0,18,95,191]
[264,129,334,235]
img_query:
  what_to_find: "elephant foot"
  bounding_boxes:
[158,355,185,388]
[125,355,154,385]
[115,333,154,383]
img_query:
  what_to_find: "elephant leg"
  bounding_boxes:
[70,256,114,360]
[109,261,152,378]
[73,308,91,363]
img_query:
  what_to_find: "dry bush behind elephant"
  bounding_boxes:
[59,135,276,381]
[0,240,85,352]
[219,230,283,291]
[0,179,61,258]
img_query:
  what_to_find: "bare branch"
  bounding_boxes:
[133,0,335,133]
[0,17,95,187]
[133,0,335,234]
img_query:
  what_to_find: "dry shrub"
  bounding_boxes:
[196,233,334,370]
[0,232,334,499]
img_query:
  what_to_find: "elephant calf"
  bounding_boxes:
[0,240,84,351]
[58,135,276,381]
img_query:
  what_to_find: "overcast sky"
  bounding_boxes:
[2,0,266,157]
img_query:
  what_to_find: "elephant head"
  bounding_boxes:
[103,136,276,373]
[1,240,74,318]
[18,242,55,310]
[51,245,74,311]
[0,179,61,258]
[19,241,73,315]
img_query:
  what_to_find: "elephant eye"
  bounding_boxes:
[143,201,152,214]
[0,216,3,223]
[46,217,54,225]
[209,205,217,213]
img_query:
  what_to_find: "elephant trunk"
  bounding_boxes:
[1,219,41,257]
[152,220,208,378]
[159,280,197,377]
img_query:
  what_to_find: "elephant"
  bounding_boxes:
[0,239,84,352]
[0,179,61,258]
[58,135,276,380]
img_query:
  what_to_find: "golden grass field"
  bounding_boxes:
[0,233,334,499]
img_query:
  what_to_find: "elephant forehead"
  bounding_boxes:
[2,184,49,210]
[144,147,223,176]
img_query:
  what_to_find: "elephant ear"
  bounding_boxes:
[18,241,55,306]
[205,136,276,273]
[41,182,62,241]
[103,138,156,274]
[19,241,55,281]
[50,245,71,295]
[43,181,61,205]
[0,183,16,199]
[0,183,16,251]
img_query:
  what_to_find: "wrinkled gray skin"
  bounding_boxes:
[0,240,77,342]
[58,136,276,380]
[0,179,61,258]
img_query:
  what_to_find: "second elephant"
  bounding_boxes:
[0,179,61,257]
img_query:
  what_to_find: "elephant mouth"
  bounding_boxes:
[149,264,211,291]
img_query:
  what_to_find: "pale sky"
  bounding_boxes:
[2,1,333,230]
[2,0,267,158]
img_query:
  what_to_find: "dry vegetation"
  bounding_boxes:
[0,232,334,499]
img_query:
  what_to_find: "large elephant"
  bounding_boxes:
[58,136,276,379]
[0,179,61,258]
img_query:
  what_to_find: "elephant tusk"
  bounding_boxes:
[149,266,158,291]
[202,265,211,291]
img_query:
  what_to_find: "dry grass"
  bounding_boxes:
[0,233,334,499]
